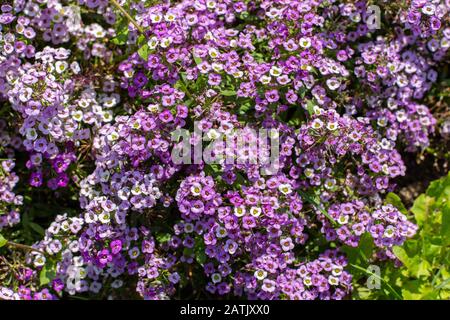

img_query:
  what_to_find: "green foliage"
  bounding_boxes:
[351,172,450,300]
[39,260,57,286]
[137,44,150,61]
[392,172,450,299]
[0,233,7,247]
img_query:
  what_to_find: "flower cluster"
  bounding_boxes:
[0,0,448,301]
[0,119,22,230]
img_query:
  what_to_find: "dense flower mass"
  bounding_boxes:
[0,0,448,301]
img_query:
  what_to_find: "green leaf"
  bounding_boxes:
[358,232,375,261]
[137,34,147,46]
[137,44,149,61]
[111,33,128,45]
[0,233,7,247]
[238,101,252,115]
[408,257,431,278]
[111,26,129,45]
[183,247,193,256]
[156,232,171,243]
[298,87,307,98]
[39,262,56,286]
[220,90,236,96]
[194,240,207,266]
[192,54,202,65]
[305,100,315,116]
[393,246,410,266]
[341,233,374,267]
[411,194,433,226]
[28,222,45,236]
[287,108,304,127]
[441,204,450,246]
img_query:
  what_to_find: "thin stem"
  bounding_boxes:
[6,241,46,256]
[350,263,403,300]
[297,190,337,225]
[109,0,144,34]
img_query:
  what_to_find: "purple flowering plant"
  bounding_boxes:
[0,0,449,300]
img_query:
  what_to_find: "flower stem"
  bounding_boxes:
[109,0,144,34]
[6,241,46,256]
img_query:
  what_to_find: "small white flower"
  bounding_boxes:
[303,276,312,286]
[211,273,222,284]
[422,4,435,15]
[19,88,32,102]
[190,183,202,196]
[259,75,272,84]
[304,168,314,178]
[84,212,98,224]
[208,48,219,59]
[164,12,176,22]
[211,63,223,72]
[377,117,388,127]
[215,227,228,238]
[98,212,110,224]
[380,138,393,150]
[206,129,220,140]
[102,96,117,108]
[269,66,282,77]
[395,110,407,123]
[299,37,311,48]
[328,275,339,286]
[311,119,323,130]
[147,103,160,113]
[254,270,267,280]
[234,206,246,217]
[72,110,83,122]
[61,220,70,231]
[77,267,87,279]
[250,206,262,217]
[331,265,343,276]
[26,128,38,141]
[124,69,134,78]
[34,254,46,267]
[337,215,349,225]
[131,184,142,195]
[55,61,68,74]
[184,223,194,233]
[107,131,119,142]
[77,99,90,109]
[326,77,341,90]
[70,62,80,74]
[313,105,323,115]
[278,183,292,195]
[150,14,162,23]
[160,37,172,48]
[206,0,216,9]
[324,178,336,190]
[384,226,396,238]
[147,37,159,50]
[102,111,113,122]
[327,122,339,131]
[233,70,243,78]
